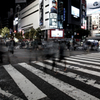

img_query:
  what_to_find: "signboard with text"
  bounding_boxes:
[87,0,100,15]
[49,29,64,38]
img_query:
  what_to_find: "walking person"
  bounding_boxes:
[9,38,15,54]
[0,40,4,63]
[67,41,70,51]
[59,41,65,61]
[59,41,67,71]
[26,41,29,49]
[0,39,8,63]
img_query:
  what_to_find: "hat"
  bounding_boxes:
[52,0,56,3]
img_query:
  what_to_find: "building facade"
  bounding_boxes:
[16,0,84,39]
[86,0,100,39]
[18,0,39,32]
[87,14,100,37]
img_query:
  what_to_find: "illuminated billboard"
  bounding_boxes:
[49,0,58,28]
[39,0,44,26]
[81,18,87,29]
[58,0,63,28]
[71,6,80,18]
[86,0,100,15]
[92,14,99,30]
[50,0,57,13]
[49,29,64,38]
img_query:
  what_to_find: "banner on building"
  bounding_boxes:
[39,0,44,26]
[49,0,58,28]
[87,0,100,15]
[92,14,99,30]
[15,0,26,3]
[58,0,63,28]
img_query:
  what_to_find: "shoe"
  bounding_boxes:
[64,67,67,71]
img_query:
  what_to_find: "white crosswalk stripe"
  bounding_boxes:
[61,59,100,70]
[44,60,100,89]
[69,56,100,62]
[70,52,100,58]
[65,57,100,65]
[2,52,100,100]
[19,62,99,100]
[3,64,47,100]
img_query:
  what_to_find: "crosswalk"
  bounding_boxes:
[2,52,100,100]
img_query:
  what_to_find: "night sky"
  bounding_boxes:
[0,0,90,18]
[0,0,32,18]
[0,0,15,17]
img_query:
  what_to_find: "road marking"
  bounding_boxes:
[70,53,100,58]
[0,88,23,100]
[70,53,100,60]
[69,55,100,62]
[44,60,100,89]
[65,57,100,66]
[62,59,100,70]
[19,62,99,100]
[57,59,100,77]
[3,64,46,100]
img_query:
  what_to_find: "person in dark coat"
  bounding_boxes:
[59,41,65,61]
[9,38,15,54]
[0,42,3,63]
[67,41,70,50]
[0,39,5,63]
[59,41,67,71]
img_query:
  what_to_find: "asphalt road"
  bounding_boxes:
[1,47,95,65]
[0,48,100,100]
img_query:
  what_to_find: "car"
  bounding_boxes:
[83,40,99,51]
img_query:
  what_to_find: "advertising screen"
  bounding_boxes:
[81,18,87,29]
[71,6,79,18]
[58,0,63,28]
[50,0,57,13]
[49,0,58,28]
[50,29,64,38]
[39,0,43,26]
[92,14,99,30]
[86,0,100,15]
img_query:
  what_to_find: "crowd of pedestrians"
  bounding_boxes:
[0,37,100,64]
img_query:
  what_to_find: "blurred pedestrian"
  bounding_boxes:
[59,41,65,61]
[35,39,38,50]
[0,40,3,63]
[86,41,91,52]
[42,40,56,71]
[67,41,70,50]
[26,41,29,49]
[59,41,67,71]
[97,42,99,50]
[8,38,15,54]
